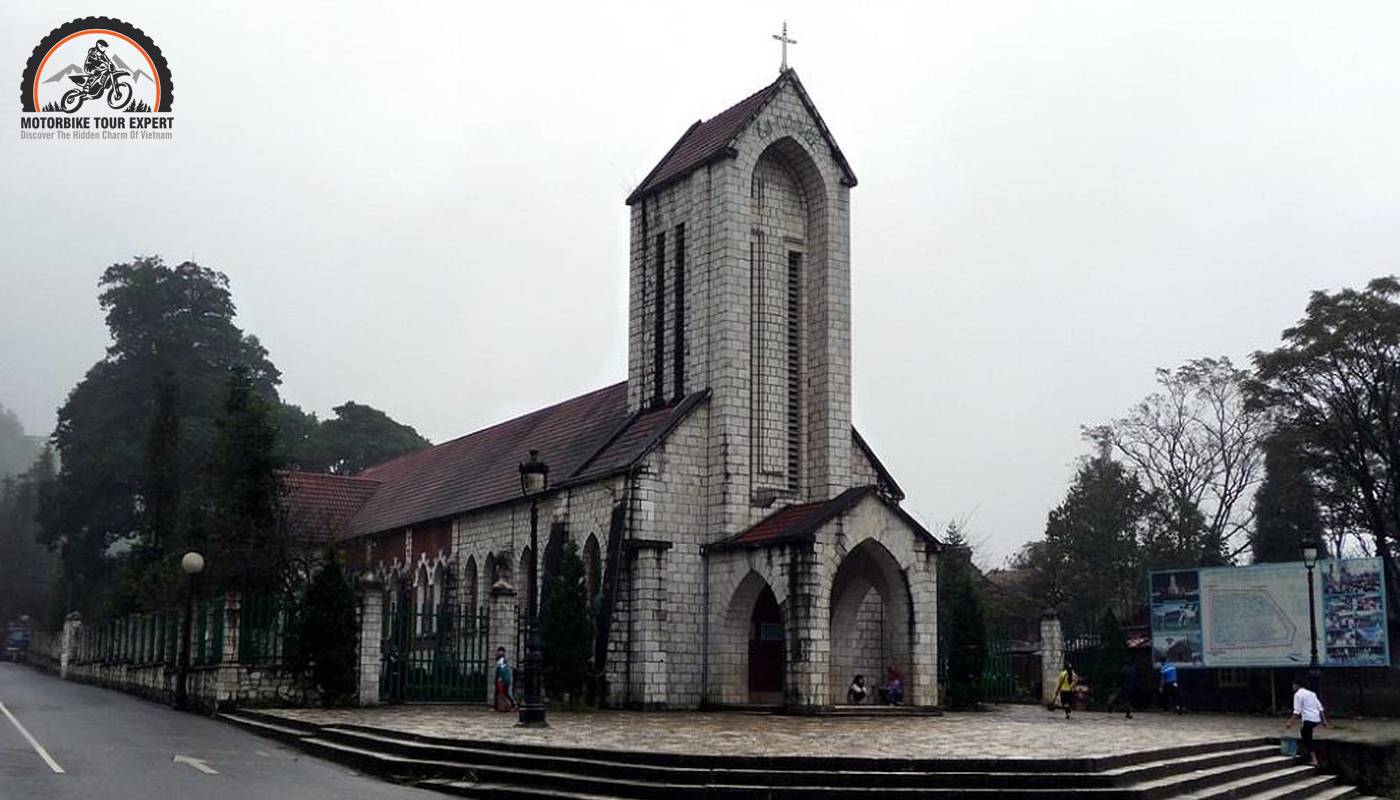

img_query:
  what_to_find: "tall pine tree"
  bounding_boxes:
[939,524,987,709]
[208,366,288,594]
[299,547,359,706]
[541,539,595,706]
[1252,430,1321,563]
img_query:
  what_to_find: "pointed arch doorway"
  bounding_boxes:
[748,584,785,703]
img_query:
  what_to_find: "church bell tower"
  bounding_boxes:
[624,68,858,534]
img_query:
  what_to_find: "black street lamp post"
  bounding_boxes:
[174,551,205,711]
[1301,537,1322,691]
[517,449,549,727]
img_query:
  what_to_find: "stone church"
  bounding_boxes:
[292,68,942,710]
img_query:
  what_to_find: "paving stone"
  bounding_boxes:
[257,703,1400,761]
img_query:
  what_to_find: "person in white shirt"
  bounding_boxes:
[1284,675,1329,764]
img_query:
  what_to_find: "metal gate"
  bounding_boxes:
[381,586,490,703]
[980,633,1016,702]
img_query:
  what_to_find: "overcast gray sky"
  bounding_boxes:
[4,1,1399,563]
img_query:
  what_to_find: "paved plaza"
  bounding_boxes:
[263,703,1400,761]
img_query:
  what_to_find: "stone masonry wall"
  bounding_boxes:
[627,77,854,541]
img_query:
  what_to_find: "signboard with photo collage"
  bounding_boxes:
[1150,558,1389,668]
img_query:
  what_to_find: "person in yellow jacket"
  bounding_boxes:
[1056,662,1078,719]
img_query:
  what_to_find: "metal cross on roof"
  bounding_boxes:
[772,21,797,73]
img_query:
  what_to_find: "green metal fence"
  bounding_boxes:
[381,592,491,703]
[239,593,301,667]
[192,597,224,667]
[981,633,1016,701]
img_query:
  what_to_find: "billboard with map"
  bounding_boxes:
[1150,558,1389,668]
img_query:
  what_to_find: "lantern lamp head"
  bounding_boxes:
[1301,538,1320,569]
[519,449,549,498]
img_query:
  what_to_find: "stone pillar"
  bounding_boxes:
[786,543,828,712]
[628,544,670,708]
[217,592,241,707]
[910,546,939,707]
[357,582,384,706]
[1040,610,1063,707]
[60,612,82,679]
[487,581,518,704]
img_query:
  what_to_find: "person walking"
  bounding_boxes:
[1159,659,1183,714]
[1109,660,1137,719]
[1284,676,1329,765]
[493,646,516,712]
[1056,662,1078,719]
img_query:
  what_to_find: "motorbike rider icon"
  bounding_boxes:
[58,38,133,112]
[83,39,114,95]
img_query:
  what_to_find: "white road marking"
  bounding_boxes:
[0,701,65,774]
[173,754,219,775]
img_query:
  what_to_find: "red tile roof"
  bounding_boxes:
[279,471,382,543]
[339,384,706,538]
[710,486,940,552]
[625,70,857,205]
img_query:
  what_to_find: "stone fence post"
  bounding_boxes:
[356,576,383,706]
[60,612,82,679]
[1040,610,1063,707]
[217,592,241,707]
[487,580,518,704]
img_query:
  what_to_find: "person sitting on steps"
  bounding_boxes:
[878,666,904,705]
[847,674,868,705]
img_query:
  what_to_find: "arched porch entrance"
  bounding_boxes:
[721,570,787,705]
[748,584,784,702]
[829,538,913,704]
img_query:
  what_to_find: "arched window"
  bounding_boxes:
[583,534,602,607]
[414,564,429,636]
[429,563,445,635]
[520,545,535,612]
[464,556,479,612]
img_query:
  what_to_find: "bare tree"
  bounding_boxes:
[1085,357,1269,563]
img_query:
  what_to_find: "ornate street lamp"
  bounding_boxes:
[174,551,205,711]
[517,449,550,727]
[1300,537,1321,690]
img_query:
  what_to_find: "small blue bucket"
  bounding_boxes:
[1280,736,1300,757]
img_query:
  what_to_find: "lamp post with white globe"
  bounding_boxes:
[174,551,205,711]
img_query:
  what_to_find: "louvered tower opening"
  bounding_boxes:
[786,250,802,492]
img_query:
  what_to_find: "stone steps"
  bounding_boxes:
[218,711,1367,800]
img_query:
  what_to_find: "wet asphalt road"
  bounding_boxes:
[0,661,433,799]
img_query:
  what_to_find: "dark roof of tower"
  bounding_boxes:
[709,485,940,552]
[626,69,857,205]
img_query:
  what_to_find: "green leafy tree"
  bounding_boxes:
[41,258,279,617]
[541,538,594,705]
[142,373,181,553]
[939,523,987,709]
[298,548,359,706]
[1087,357,1267,564]
[287,402,429,475]
[276,403,320,468]
[1251,430,1322,563]
[1091,609,1129,707]
[0,448,59,624]
[208,367,288,594]
[1251,276,1400,618]
[0,404,40,480]
[1035,451,1152,630]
